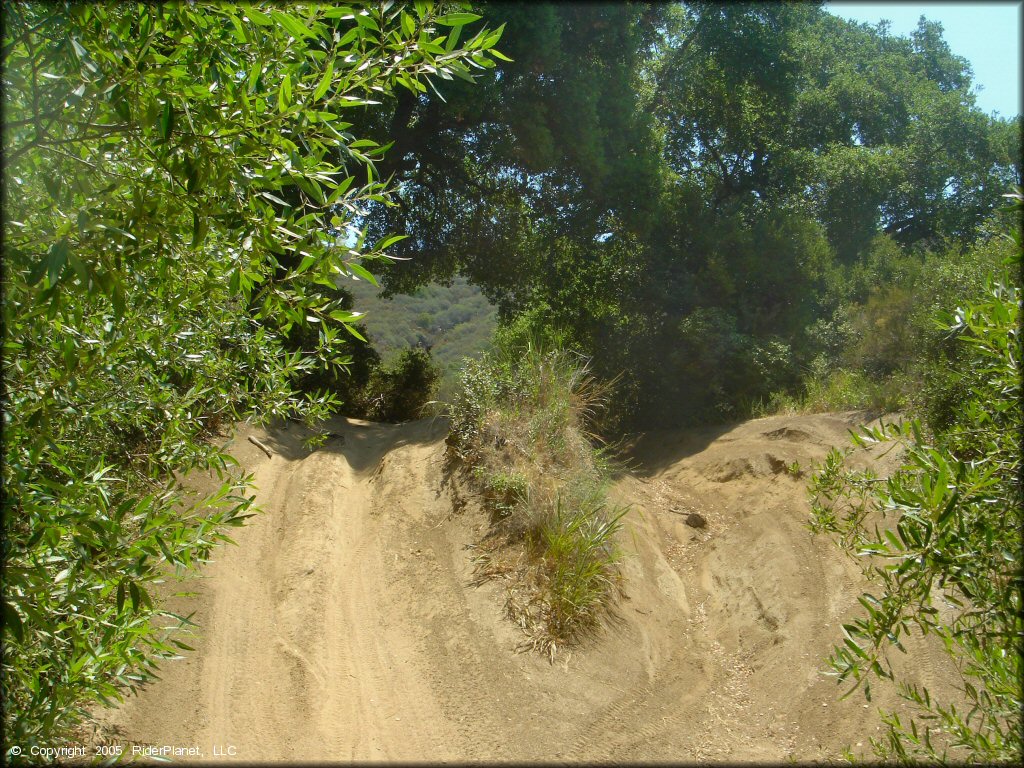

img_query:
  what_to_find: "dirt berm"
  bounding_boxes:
[90,411,957,762]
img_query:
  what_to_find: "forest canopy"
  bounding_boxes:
[353,1,1021,427]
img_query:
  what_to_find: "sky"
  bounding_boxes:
[825,2,1022,118]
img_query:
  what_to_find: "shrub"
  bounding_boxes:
[448,331,625,655]
[809,256,1021,762]
[802,366,907,414]
[754,361,907,418]
[474,467,529,520]
[361,347,441,423]
[909,231,1018,438]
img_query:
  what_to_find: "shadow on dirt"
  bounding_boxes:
[620,409,882,479]
[258,414,450,472]
[620,420,740,478]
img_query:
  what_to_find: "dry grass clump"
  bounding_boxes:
[448,336,626,657]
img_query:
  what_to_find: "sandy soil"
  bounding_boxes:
[90,411,958,763]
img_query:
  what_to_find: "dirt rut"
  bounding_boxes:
[93,412,956,762]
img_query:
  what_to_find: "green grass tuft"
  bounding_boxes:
[448,332,625,657]
[537,499,628,644]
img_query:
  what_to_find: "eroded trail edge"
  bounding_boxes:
[93,413,955,762]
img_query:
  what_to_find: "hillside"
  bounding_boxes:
[86,412,958,762]
[346,276,497,396]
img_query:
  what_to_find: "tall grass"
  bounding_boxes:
[538,500,628,642]
[753,364,908,418]
[448,332,625,657]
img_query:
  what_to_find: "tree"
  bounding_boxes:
[356,1,667,298]
[346,2,1018,429]
[2,0,503,748]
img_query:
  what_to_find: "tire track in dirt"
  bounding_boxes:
[91,412,961,763]
[365,432,522,760]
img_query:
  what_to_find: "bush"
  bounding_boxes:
[473,467,529,519]
[361,347,440,423]
[448,331,625,655]
[908,231,1018,437]
[760,217,1017,422]
[752,356,908,418]
[809,254,1021,762]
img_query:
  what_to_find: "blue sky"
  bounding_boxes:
[825,2,1022,118]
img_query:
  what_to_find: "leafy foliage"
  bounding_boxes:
[2,0,503,748]
[360,346,441,422]
[809,251,1021,762]
[350,2,1019,429]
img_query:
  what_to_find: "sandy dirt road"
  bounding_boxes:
[91,411,956,762]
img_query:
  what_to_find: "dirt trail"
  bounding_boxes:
[92,411,957,762]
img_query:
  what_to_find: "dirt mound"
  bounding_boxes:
[90,411,956,762]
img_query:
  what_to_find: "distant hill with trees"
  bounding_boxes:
[346,275,496,398]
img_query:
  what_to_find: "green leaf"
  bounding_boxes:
[156,536,175,563]
[936,489,960,526]
[295,253,317,274]
[354,12,380,32]
[413,1,430,20]
[27,256,48,286]
[279,73,291,112]
[400,11,416,37]
[271,10,314,39]
[376,234,408,250]
[482,23,506,49]
[245,6,273,26]
[2,599,24,643]
[46,239,69,286]
[343,324,367,342]
[191,210,208,248]
[346,262,378,285]
[436,12,481,26]
[444,22,462,52]
[260,190,291,207]
[247,60,262,92]
[66,253,89,283]
[329,309,363,324]
[70,37,88,60]
[129,582,141,613]
[313,59,334,100]
[159,99,174,140]
[334,95,382,108]
[322,6,359,19]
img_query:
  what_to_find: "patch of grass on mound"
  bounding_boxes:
[447,333,626,658]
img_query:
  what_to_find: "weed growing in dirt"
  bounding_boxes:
[537,499,628,642]
[448,331,625,657]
